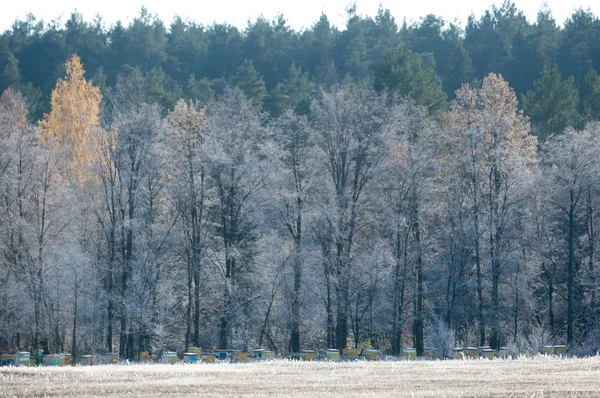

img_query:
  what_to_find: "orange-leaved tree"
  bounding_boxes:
[40,54,102,184]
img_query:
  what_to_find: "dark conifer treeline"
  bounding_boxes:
[1,2,600,136]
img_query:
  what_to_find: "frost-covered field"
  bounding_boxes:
[2,357,600,397]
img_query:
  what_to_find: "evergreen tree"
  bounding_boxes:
[0,51,20,90]
[582,68,600,121]
[264,64,317,116]
[558,9,600,88]
[373,46,447,114]
[522,63,581,141]
[229,59,267,108]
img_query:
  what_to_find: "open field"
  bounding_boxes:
[2,357,600,397]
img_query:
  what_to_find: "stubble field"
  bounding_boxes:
[2,356,600,397]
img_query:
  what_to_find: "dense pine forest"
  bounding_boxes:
[3,1,600,360]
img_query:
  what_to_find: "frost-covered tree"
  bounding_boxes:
[310,81,388,350]
[166,99,207,350]
[540,124,600,346]
[271,110,314,352]
[203,87,269,349]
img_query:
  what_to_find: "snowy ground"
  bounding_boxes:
[2,356,600,397]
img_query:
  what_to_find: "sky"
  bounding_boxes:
[1,0,599,32]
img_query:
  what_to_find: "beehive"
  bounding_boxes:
[1,354,17,366]
[214,350,230,360]
[554,345,567,355]
[201,353,216,363]
[481,348,495,359]
[81,355,93,365]
[342,348,358,359]
[63,353,72,366]
[301,350,315,361]
[162,351,177,364]
[232,352,248,363]
[44,354,61,366]
[424,347,437,358]
[364,349,380,360]
[187,347,202,356]
[402,348,416,360]
[183,353,198,363]
[286,353,301,361]
[326,349,340,360]
[464,347,479,358]
[453,348,464,359]
[544,346,555,355]
[478,346,491,356]
[140,351,150,362]
[16,352,31,366]
[104,352,119,364]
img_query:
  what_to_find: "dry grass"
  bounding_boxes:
[2,356,600,397]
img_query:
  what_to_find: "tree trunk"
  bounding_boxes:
[71,277,78,364]
[185,261,192,351]
[193,270,201,347]
[548,277,554,341]
[413,216,424,357]
[588,190,596,312]
[489,166,502,350]
[392,230,404,356]
[290,235,302,353]
[567,192,575,346]
[325,269,334,348]
[473,204,485,346]
[335,277,349,350]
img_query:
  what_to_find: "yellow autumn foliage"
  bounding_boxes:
[40,54,102,181]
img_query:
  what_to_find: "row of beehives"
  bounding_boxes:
[142,347,396,364]
[0,351,72,366]
[3,345,569,366]
[0,347,432,366]
[156,347,386,363]
[452,345,568,359]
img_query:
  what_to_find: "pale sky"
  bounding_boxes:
[1,0,599,32]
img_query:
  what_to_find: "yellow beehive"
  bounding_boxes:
[187,347,202,356]
[344,348,358,359]
[254,350,275,361]
[140,352,150,362]
[201,353,216,363]
[364,349,380,360]
[232,352,248,363]
[554,345,567,355]
[544,346,555,356]
[301,350,315,361]
[464,347,479,358]
[402,348,416,360]
[326,349,340,360]
[342,348,358,359]
[481,349,494,359]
